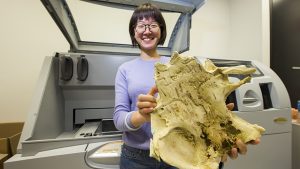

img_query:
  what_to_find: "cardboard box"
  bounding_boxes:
[0,122,23,169]
[0,154,8,169]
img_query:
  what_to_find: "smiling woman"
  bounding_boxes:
[113,3,178,169]
[128,3,166,55]
[133,18,162,53]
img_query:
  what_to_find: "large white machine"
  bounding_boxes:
[5,0,291,169]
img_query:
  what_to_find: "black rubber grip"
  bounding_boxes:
[60,56,73,81]
[77,55,89,81]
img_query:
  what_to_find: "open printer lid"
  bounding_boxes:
[41,0,206,56]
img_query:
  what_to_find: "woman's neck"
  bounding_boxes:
[140,49,160,61]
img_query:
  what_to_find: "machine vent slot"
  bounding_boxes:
[260,83,273,109]
[226,91,238,111]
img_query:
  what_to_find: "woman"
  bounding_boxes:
[113,3,258,169]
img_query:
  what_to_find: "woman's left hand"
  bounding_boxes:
[221,103,260,162]
[221,139,260,162]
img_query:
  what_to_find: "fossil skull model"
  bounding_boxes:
[150,52,265,169]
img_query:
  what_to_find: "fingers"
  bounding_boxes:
[137,101,157,107]
[228,147,238,159]
[228,139,249,160]
[228,139,260,161]
[148,86,158,96]
[137,101,157,112]
[137,94,157,114]
[138,86,158,105]
[236,139,247,155]
[247,138,260,145]
[221,154,228,162]
[226,103,234,111]
[137,86,158,117]
[138,94,156,102]
[138,108,154,115]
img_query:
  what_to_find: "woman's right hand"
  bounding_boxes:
[131,86,158,127]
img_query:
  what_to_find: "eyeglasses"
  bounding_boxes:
[135,23,160,33]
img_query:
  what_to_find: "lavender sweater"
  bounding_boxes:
[113,56,170,150]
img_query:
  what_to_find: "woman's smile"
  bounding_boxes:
[134,18,161,51]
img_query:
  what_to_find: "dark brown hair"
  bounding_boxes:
[129,3,167,46]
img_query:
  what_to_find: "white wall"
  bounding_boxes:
[184,0,231,58]
[184,0,269,64]
[0,0,68,122]
[0,0,269,123]
[229,0,263,61]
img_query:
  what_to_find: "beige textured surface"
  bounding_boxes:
[150,52,265,169]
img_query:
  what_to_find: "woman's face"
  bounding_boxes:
[134,17,161,51]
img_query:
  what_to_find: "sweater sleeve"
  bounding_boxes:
[113,66,141,131]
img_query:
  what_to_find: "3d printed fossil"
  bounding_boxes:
[150,52,265,169]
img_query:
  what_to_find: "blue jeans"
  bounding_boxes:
[120,144,178,169]
[120,144,224,169]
